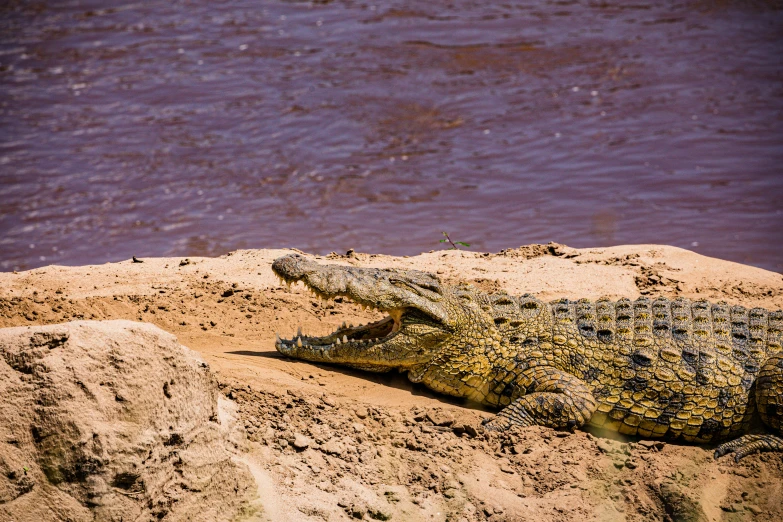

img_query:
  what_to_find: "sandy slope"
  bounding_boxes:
[1,244,782,521]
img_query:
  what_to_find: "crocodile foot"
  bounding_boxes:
[482,412,535,432]
[714,434,783,461]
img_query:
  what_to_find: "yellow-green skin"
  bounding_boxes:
[272,254,783,460]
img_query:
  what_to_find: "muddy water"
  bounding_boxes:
[1,1,782,272]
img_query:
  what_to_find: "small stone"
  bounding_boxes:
[455,422,479,437]
[292,433,311,451]
[720,503,744,513]
[745,504,762,515]
[639,440,665,451]
[354,407,368,419]
[321,395,336,407]
[500,464,515,474]
[426,410,455,426]
[277,438,289,448]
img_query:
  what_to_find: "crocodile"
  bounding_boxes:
[271,254,783,461]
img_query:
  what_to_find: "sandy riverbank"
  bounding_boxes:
[1,244,782,521]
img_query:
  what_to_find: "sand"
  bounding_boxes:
[1,243,781,521]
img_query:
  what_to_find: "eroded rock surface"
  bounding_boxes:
[0,320,260,521]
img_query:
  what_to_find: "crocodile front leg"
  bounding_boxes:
[483,367,597,432]
[715,354,783,461]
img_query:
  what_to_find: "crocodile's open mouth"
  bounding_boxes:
[273,276,404,352]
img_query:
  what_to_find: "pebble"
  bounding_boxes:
[292,433,311,450]
[426,410,455,426]
[639,440,665,451]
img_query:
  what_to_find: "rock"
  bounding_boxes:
[292,433,311,450]
[354,407,369,419]
[426,409,455,427]
[745,504,762,515]
[639,440,666,451]
[0,321,258,522]
[322,440,344,456]
[453,420,480,438]
[720,503,744,513]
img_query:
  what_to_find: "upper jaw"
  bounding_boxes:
[271,254,450,324]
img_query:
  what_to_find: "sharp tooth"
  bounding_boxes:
[341,321,347,329]
[349,323,354,328]
[342,335,348,344]
[297,336,303,347]
[336,337,341,345]
[275,333,280,343]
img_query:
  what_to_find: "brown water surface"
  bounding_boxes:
[1,1,782,272]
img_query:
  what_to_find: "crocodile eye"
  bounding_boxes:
[418,280,442,293]
[389,277,441,296]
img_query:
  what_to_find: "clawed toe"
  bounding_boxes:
[714,434,783,462]
[482,416,512,432]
